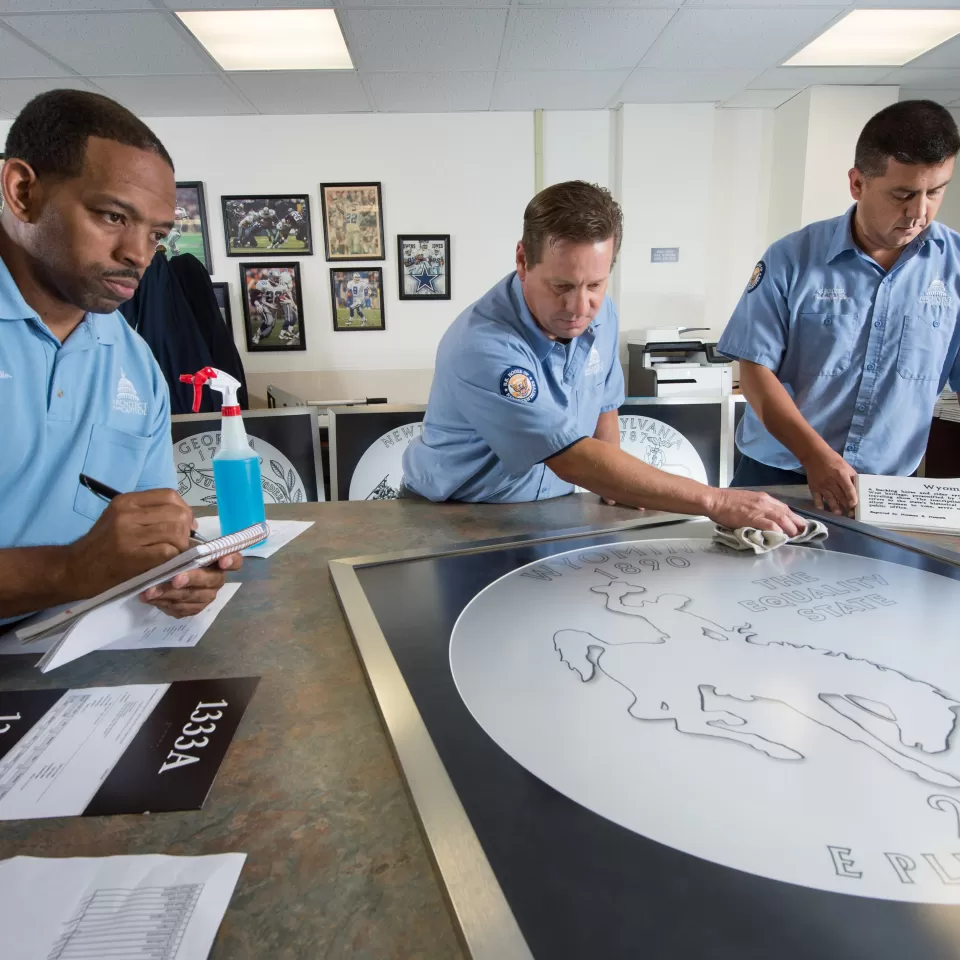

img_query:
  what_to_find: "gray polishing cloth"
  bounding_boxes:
[713,518,828,554]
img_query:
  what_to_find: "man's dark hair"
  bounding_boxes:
[855,100,960,178]
[522,180,623,267]
[4,89,173,180]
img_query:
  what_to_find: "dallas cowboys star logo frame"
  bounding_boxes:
[397,234,451,301]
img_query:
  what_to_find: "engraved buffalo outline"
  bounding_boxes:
[554,579,960,788]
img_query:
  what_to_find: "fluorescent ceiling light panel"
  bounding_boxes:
[176,9,353,71]
[785,10,960,67]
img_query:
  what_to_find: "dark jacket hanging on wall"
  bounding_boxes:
[120,252,249,414]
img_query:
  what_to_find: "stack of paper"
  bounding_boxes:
[933,390,960,423]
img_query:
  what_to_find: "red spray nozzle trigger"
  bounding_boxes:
[178,366,219,413]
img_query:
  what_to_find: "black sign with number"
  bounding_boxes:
[83,677,259,816]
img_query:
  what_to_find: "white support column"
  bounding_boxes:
[767,85,900,244]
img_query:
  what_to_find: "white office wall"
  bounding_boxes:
[935,109,960,234]
[4,95,900,394]
[616,103,717,345]
[767,90,810,246]
[706,107,775,333]
[541,110,614,190]
[801,86,899,226]
[766,85,899,245]
[0,112,533,405]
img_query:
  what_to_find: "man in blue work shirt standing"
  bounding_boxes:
[0,90,240,622]
[720,100,960,514]
[403,181,802,534]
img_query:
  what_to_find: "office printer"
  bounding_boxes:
[627,327,733,397]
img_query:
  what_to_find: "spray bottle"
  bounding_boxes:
[179,367,265,535]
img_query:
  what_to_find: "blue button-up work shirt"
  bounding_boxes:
[402,272,625,502]
[718,207,960,475]
[0,254,175,551]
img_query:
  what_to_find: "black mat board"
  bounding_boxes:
[332,410,425,500]
[172,413,321,502]
[355,523,960,960]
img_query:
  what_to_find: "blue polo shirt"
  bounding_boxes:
[402,272,624,502]
[719,207,960,475]
[0,254,175,551]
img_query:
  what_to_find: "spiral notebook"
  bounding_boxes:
[15,523,269,670]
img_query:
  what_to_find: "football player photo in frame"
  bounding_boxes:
[398,234,450,300]
[320,183,385,261]
[330,268,385,332]
[157,181,213,271]
[240,262,306,352]
[222,195,313,257]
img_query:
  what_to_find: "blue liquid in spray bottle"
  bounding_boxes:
[180,367,265,536]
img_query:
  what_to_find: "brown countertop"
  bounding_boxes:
[0,494,648,960]
[3,488,956,960]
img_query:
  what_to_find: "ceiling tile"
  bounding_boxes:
[640,7,845,71]
[91,74,253,117]
[902,34,960,70]
[618,68,756,103]
[896,88,960,106]
[228,70,370,114]
[849,0,960,7]
[0,76,102,116]
[517,0,679,7]
[721,88,800,108]
[0,1,153,9]
[342,0,500,6]
[341,9,507,72]
[884,67,960,90]
[491,69,630,110]
[169,0,331,6]
[0,23,70,77]
[749,65,892,89]
[4,12,214,76]
[503,9,674,71]
[685,0,842,5]
[366,70,494,111]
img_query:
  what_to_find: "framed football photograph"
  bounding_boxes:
[320,183,384,261]
[398,234,450,300]
[330,268,385,332]
[157,181,212,271]
[222,195,313,257]
[211,281,232,332]
[240,262,306,353]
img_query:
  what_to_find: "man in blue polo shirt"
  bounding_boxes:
[402,181,802,534]
[720,100,960,514]
[0,90,239,621]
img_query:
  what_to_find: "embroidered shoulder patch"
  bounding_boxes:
[500,366,538,403]
[747,261,765,293]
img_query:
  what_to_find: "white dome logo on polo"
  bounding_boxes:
[349,421,424,500]
[920,277,951,308]
[451,539,960,903]
[172,431,306,507]
[113,368,146,416]
[585,347,602,377]
[619,415,707,483]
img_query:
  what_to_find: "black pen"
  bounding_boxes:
[79,473,209,543]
